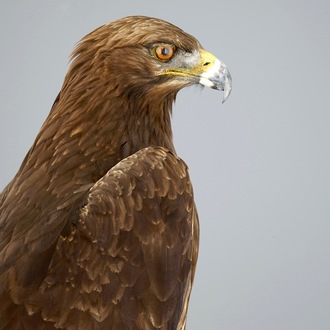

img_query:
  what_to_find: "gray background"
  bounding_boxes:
[1,1,330,329]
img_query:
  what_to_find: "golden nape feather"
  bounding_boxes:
[0,16,231,329]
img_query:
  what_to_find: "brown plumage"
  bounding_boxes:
[0,16,231,329]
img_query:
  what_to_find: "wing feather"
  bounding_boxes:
[0,146,199,329]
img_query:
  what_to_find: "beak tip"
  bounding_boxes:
[222,79,232,104]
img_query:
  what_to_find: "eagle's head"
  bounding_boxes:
[67,16,232,104]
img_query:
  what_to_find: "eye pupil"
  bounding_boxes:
[161,47,170,56]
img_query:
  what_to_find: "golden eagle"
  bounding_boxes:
[0,16,231,329]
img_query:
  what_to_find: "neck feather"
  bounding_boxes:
[21,84,176,190]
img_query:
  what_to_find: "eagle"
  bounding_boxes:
[0,16,231,329]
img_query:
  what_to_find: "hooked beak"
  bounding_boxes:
[159,48,232,103]
[198,49,232,103]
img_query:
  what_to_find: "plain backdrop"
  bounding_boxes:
[1,1,330,329]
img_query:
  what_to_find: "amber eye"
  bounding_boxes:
[154,44,175,61]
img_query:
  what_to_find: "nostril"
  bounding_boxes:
[203,61,211,66]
